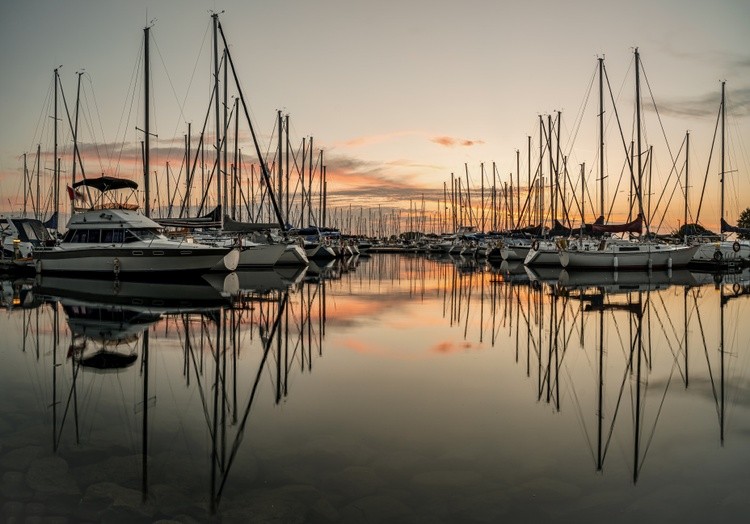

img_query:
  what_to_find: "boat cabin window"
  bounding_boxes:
[124,228,158,242]
[101,229,124,243]
[63,229,125,243]
[63,229,100,243]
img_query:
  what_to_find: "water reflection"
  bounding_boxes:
[0,256,748,522]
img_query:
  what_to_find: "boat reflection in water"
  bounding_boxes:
[4,266,332,521]
[1,256,748,522]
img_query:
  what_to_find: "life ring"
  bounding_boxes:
[713,250,723,262]
[733,241,741,253]
[733,283,741,295]
[532,240,540,251]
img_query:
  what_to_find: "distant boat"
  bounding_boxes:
[1,215,53,271]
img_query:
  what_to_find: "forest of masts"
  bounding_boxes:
[20,99,643,241]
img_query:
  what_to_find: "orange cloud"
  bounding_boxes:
[430,136,485,148]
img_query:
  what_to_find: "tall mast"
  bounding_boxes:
[480,162,485,233]
[23,154,27,216]
[720,81,726,240]
[186,123,191,216]
[598,57,604,219]
[285,114,290,225]
[684,131,689,240]
[635,48,649,236]
[277,110,283,225]
[53,68,59,234]
[516,149,520,227]
[538,116,544,229]
[223,47,228,217]
[548,114,554,230]
[36,145,41,219]
[233,98,239,219]
[144,26,151,217]
[72,72,82,188]
[212,13,221,215]
[527,136,531,227]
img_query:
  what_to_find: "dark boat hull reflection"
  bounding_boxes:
[35,273,238,311]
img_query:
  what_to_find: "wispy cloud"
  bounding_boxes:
[430,136,484,148]
[321,153,444,204]
[649,86,750,118]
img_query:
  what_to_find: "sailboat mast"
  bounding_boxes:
[72,72,82,187]
[684,131,689,239]
[144,26,151,218]
[548,114,554,231]
[223,47,228,217]
[277,110,283,225]
[212,13,221,215]
[635,48,649,236]
[524,135,532,225]
[53,68,59,234]
[285,114,290,225]
[36,145,41,219]
[720,81,725,240]
[598,57,604,219]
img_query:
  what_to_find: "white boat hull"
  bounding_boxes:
[691,241,750,265]
[524,242,560,266]
[236,243,286,267]
[276,244,309,266]
[501,244,530,261]
[560,244,699,270]
[35,243,239,274]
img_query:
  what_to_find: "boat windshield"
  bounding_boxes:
[124,228,160,242]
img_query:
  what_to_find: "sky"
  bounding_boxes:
[1,0,749,233]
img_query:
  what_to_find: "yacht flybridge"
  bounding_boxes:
[33,176,239,276]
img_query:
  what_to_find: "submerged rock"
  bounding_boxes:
[79,482,156,521]
[26,456,80,496]
[72,454,143,488]
[2,471,33,500]
[1,445,44,471]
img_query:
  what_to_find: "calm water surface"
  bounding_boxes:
[1,254,749,523]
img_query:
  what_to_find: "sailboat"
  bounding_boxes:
[689,82,750,267]
[560,50,698,270]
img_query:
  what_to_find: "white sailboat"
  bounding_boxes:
[560,50,697,271]
[689,82,750,267]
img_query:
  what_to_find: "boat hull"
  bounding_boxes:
[690,241,750,266]
[524,244,560,266]
[276,244,309,266]
[560,244,699,270]
[236,243,287,268]
[501,245,530,261]
[34,244,239,275]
